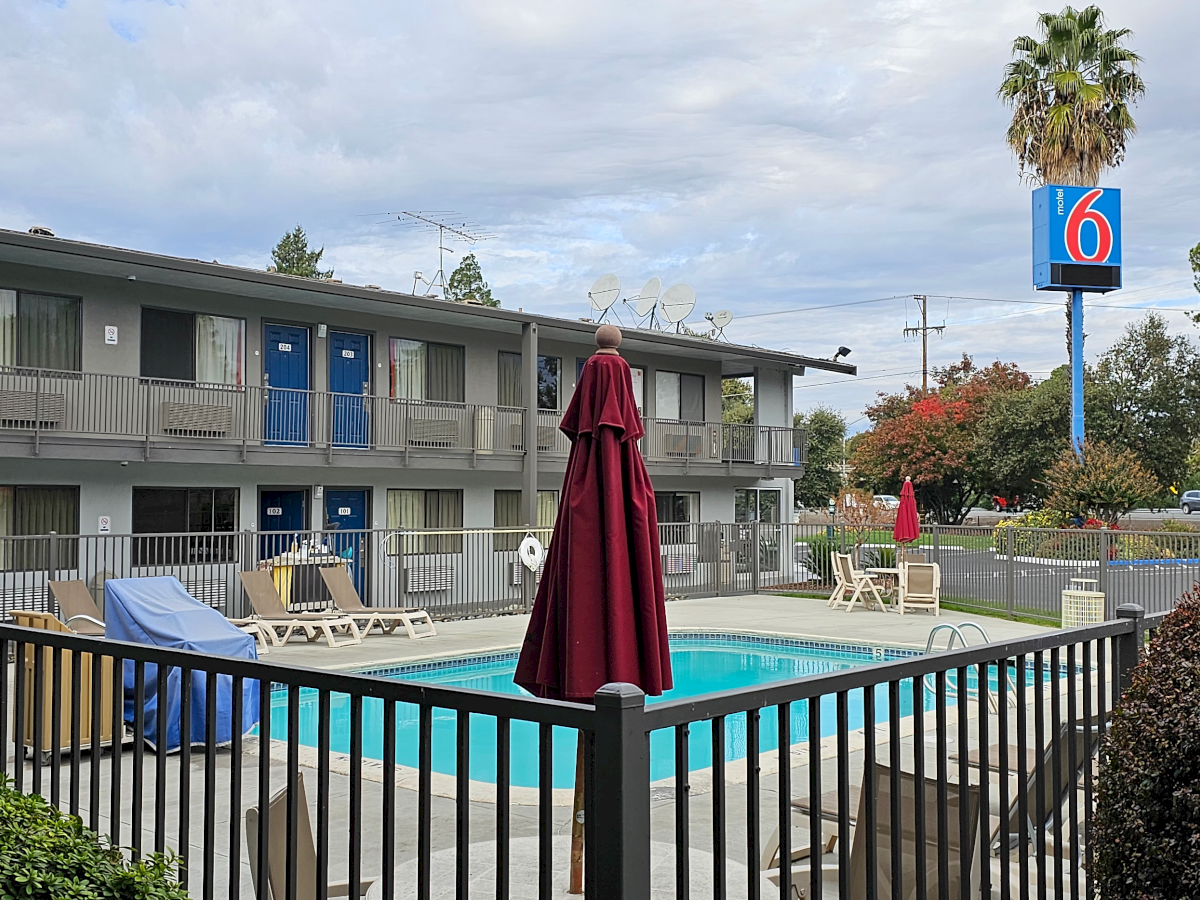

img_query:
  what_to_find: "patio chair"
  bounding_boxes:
[48,580,106,636]
[829,553,886,613]
[318,566,436,640]
[896,562,940,616]
[899,551,927,565]
[826,551,850,608]
[767,763,980,899]
[247,771,377,900]
[239,571,362,649]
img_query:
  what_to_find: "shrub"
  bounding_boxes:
[1041,441,1160,525]
[1113,534,1170,561]
[992,509,1070,554]
[1092,587,1200,898]
[1157,518,1197,534]
[805,534,836,584]
[0,776,187,899]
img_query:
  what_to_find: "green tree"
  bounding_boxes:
[1042,440,1159,525]
[1093,313,1200,490]
[270,225,333,279]
[446,253,498,307]
[721,378,753,425]
[998,5,1145,187]
[793,406,845,509]
[1191,240,1200,294]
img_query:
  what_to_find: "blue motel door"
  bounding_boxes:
[324,489,369,600]
[329,332,371,448]
[263,324,310,445]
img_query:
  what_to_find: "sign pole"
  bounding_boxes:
[1071,287,1085,456]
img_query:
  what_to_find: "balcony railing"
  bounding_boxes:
[0,367,805,467]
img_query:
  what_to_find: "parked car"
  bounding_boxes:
[874,494,900,510]
[1181,490,1200,514]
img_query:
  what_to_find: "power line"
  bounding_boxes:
[902,294,945,392]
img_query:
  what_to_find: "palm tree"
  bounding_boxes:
[998,5,1145,187]
[998,5,1146,365]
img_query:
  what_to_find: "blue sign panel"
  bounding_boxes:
[1032,185,1121,292]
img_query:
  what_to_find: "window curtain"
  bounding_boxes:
[389,340,426,400]
[497,352,522,407]
[387,488,424,554]
[428,490,463,553]
[494,490,520,551]
[656,372,681,420]
[427,343,464,403]
[0,290,15,368]
[680,374,704,421]
[537,490,559,528]
[18,294,81,371]
[11,486,79,571]
[195,315,245,386]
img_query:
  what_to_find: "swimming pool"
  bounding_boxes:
[268,634,963,789]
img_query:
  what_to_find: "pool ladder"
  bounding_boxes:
[923,623,1018,712]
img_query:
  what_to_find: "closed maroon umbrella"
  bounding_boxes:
[893,476,920,545]
[514,324,672,893]
[515,324,672,700]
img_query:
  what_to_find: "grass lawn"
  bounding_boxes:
[797,529,994,550]
[768,589,1059,628]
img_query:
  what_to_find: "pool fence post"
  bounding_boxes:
[1098,530,1111,616]
[1115,604,1145,697]
[1005,525,1015,618]
[751,520,761,593]
[592,683,651,900]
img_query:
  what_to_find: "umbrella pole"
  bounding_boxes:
[569,730,585,893]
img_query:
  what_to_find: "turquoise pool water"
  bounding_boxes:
[269,635,981,788]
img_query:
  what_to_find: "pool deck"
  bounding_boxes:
[265,593,1055,671]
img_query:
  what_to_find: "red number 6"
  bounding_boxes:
[1065,189,1113,263]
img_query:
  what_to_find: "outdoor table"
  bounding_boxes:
[865,566,901,609]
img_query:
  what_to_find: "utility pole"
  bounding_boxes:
[903,295,945,393]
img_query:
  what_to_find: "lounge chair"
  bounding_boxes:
[829,553,886,613]
[896,562,940,616]
[247,771,377,900]
[318,566,436,640]
[48,580,106,635]
[767,763,980,900]
[239,571,362,648]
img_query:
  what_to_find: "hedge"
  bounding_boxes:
[0,776,187,900]
[1091,587,1200,898]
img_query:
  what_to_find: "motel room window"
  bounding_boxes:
[0,290,82,372]
[655,371,704,421]
[389,339,465,403]
[131,487,239,565]
[655,491,699,545]
[493,489,559,551]
[0,486,80,571]
[140,308,246,385]
[497,352,562,410]
[386,489,463,554]
[734,488,781,524]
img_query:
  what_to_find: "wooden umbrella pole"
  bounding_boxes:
[569,730,585,893]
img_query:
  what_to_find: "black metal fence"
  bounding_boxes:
[1,605,1165,898]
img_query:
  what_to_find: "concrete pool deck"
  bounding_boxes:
[265,593,1055,672]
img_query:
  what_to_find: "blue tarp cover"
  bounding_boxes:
[105,576,260,752]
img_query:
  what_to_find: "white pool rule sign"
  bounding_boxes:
[98,515,112,534]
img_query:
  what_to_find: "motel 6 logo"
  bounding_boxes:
[1061,187,1115,263]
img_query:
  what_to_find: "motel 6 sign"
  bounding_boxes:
[1032,185,1122,292]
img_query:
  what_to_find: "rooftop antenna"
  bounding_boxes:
[622,277,662,328]
[705,309,734,341]
[374,211,495,299]
[658,284,697,333]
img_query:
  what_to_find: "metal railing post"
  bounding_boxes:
[1098,530,1111,615]
[1115,603,1145,698]
[591,683,650,900]
[1005,524,1015,618]
[751,520,761,593]
[47,531,58,584]
[931,525,940,566]
[33,368,42,456]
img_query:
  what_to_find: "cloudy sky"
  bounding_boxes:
[3,0,1197,426]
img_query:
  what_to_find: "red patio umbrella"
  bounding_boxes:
[514,324,672,891]
[893,476,920,545]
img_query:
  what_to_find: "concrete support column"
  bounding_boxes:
[521,322,539,527]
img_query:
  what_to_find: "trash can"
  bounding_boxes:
[1062,577,1105,627]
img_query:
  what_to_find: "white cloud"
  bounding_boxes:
[1,0,1196,417]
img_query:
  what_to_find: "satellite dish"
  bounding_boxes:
[659,284,696,324]
[588,274,620,312]
[708,310,733,329]
[634,278,661,317]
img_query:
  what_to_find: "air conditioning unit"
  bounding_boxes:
[2,582,48,611]
[162,401,233,436]
[662,427,701,458]
[408,417,461,448]
[0,389,66,427]
[661,548,698,575]
[404,565,455,592]
[510,559,546,586]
